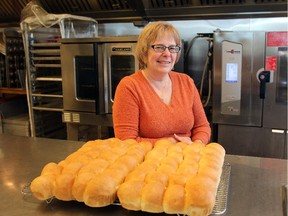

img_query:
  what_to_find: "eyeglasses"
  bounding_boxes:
[150,44,181,53]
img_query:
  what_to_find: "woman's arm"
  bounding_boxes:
[190,84,211,144]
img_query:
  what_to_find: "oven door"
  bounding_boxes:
[61,43,98,113]
[101,43,139,114]
[262,32,287,130]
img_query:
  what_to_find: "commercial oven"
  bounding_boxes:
[60,36,139,140]
[212,31,287,159]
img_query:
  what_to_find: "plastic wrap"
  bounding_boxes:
[20,0,98,38]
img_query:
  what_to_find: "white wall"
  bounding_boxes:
[98,17,288,40]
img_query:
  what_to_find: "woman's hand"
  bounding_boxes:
[173,134,193,144]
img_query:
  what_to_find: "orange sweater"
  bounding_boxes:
[112,70,211,144]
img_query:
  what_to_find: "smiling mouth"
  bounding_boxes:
[157,60,171,64]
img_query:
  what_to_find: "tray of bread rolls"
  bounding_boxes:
[22,138,231,216]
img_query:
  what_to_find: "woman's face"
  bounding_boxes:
[146,32,178,75]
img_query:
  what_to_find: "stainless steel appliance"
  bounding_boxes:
[212,31,287,159]
[60,36,139,140]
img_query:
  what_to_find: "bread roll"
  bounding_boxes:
[84,150,100,160]
[125,148,145,163]
[183,144,204,156]
[206,142,226,156]
[154,139,174,148]
[157,164,177,177]
[58,160,69,169]
[108,138,127,148]
[198,156,223,172]
[78,158,109,175]
[145,149,166,161]
[115,154,139,171]
[72,172,94,202]
[103,166,128,185]
[99,151,120,163]
[184,175,217,216]
[167,144,183,153]
[167,151,183,164]
[61,162,83,174]
[53,173,75,201]
[141,181,165,213]
[83,173,118,207]
[176,162,198,177]
[31,162,62,200]
[124,168,147,182]
[123,139,138,145]
[64,151,81,163]
[78,140,102,152]
[40,162,62,176]
[168,174,188,186]
[160,156,179,170]
[110,147,128,158]
[145,171,168,186]
[175,141,188,149]
[30,174,56,200]
[139,140,153,153]
[163,184,185,214]
[136,160,158,173]
[117,180,144,211]
[197,165,221,184]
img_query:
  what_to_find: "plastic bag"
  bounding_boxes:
[20,0,98,38]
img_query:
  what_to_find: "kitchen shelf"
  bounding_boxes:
[31,49,61,55]
[0,87,26,95]
[32,106,63,112]
[35,76,62,81]
[31,93,63,98]
[22,23,66,139]
[32,56,61,60]
[31,42,61,47]
[34,64,62,68]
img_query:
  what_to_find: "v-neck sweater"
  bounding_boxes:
[112,70,211,144]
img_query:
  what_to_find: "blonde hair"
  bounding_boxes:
[135,21,182,69]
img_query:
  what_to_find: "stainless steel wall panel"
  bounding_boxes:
[212,31,266,126]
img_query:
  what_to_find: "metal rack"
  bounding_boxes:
[22,24,66,139]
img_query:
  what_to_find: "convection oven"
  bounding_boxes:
[212,31,287,159]
[60,36,139,140]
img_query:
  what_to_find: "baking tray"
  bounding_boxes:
[22,163,231,215]
[212,162,231,215]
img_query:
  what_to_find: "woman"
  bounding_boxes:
[112,21,211,145]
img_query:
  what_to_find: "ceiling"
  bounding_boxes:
[0,0,287,27]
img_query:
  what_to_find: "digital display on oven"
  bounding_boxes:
[225,63,238,83]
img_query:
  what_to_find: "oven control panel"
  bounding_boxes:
[221,41,242,115]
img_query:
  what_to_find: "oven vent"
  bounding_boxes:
[200,0,287,5]
[0,0,286,26]
[145,0,286,8]
[0,0,30,17]
[39,0,135,13]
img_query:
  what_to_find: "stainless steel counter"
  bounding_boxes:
[0,134,287,216]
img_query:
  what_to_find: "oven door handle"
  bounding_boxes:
[95,44,101,115]
[95,80,100,115]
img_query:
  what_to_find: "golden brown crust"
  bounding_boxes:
[117,180,144,210]
[72,172,94,202]
[83,173,117,207]
[163,184,185,214]
[40,162,62,176]
[53,173,75,201]
[30,174,56,200]
[141,181,165,213]
[30,139,225,216]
